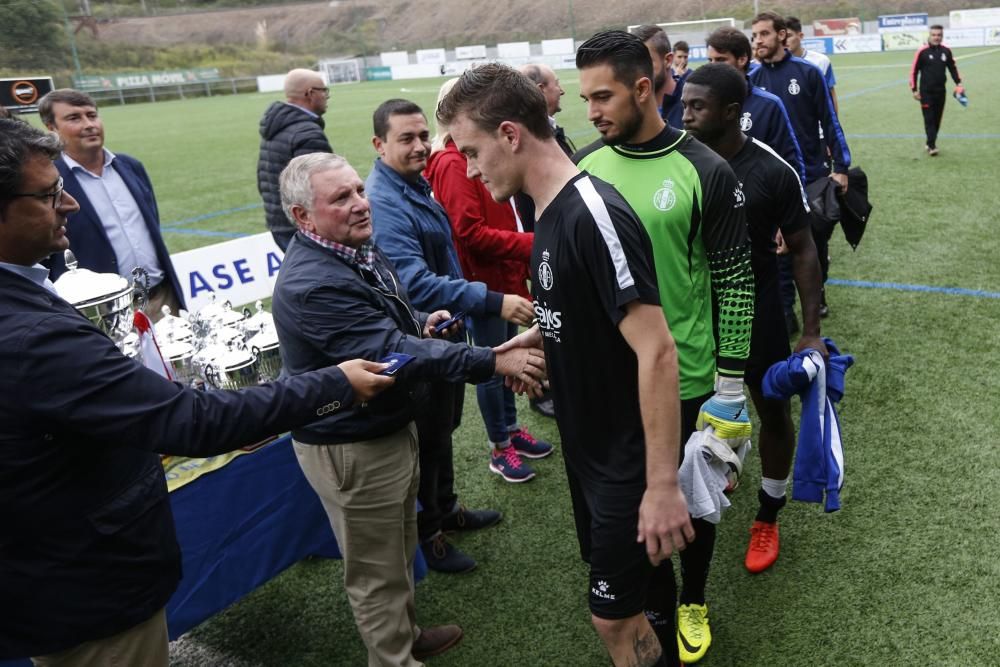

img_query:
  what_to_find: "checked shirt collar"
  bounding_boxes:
[299,228,389,291]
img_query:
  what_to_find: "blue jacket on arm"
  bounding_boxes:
[763,337,854,512]
[365,159,503,316]
[271,233,496,446]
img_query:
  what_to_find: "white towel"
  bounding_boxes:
[679,428,751,524]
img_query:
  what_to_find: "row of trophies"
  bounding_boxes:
[53,250,282,390]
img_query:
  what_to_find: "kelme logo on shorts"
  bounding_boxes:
[740,112,753,132]
[788,78,801,95]
[591,579,616,600]
[653,179,677,211]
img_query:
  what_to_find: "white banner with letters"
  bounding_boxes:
[455,44,487,59]
[497,41,531,58]
[379,51,410,67]
[944,27,986,48]
[541,38,574,55]
[171,233,283,311]
[950,7,1000,29]
[416,48,447,65]
[987,26,1000,45]
[832,34,884,53]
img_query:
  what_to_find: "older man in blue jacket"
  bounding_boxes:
[0,119,393,665]
[272,151,545,665]
[364,99,545,575]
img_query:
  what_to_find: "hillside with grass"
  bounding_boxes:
[4,0,998,84]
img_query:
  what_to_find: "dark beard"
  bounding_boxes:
[601,98,645,147]
[653,69,667,95]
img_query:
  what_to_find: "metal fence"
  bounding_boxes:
[84,76,261,106]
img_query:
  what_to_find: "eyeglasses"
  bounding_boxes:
[309,87,331,97]
[10,176,65,209]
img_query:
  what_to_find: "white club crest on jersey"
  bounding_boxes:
[788,78,801,95]
[733,183,746,207]
[942,53,947,61]
[538,249,554,291]
[653,179,677,211]
[740,112,753,131]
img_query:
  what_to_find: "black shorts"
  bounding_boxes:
[745,271,791,392]
[565,464,653,619]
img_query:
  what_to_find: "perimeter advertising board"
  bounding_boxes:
[878,13,928,32]
[832,35,884,54]
[455,45,487,59]
[0,77,54,112]
[813,17,863,36]
[950,7,1000,29]
[73,69,220,91]
[944,28,987,48]
[882,31,928,51]
[171,233,283,311]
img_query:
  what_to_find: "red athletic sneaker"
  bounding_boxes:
[745,521,780,573]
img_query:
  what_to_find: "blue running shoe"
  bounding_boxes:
[509,428,554,459]
[489,445,536,483]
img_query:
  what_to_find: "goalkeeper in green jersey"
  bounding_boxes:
[575,30,754,665]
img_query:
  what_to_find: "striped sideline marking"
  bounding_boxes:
[828,278,1000,299]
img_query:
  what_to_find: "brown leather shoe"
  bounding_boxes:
[412,624,463,660]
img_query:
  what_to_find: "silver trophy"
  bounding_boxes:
[53,250,137,349]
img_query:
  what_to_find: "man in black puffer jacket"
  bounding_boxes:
[257,68,333,250]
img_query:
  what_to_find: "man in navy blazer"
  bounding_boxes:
[39,89,186,319]
[0,118,394,665]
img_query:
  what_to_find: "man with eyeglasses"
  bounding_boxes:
[39,88,186,321]
[258,68,334,251]
[0,117,397,666]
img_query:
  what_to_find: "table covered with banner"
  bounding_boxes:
[2,434,427,666]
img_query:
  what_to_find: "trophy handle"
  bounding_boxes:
[204,364,220,389]
[132,267,151,311]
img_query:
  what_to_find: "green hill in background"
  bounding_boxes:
[3,0,996,84]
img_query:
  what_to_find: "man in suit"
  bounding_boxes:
[0,117,393,665]
[39,89,185,320]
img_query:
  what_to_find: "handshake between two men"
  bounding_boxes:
[336,309,548,407]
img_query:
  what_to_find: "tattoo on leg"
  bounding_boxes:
[623,626,662,667]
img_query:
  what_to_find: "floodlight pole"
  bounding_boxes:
[567,0,576,43]
[60,2,84,82]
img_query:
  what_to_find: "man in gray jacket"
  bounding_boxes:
[257,68,332,250]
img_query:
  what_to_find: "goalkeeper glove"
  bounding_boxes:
[697,374,751,447]
[953,86,969,107]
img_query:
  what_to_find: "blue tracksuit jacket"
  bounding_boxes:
[763,337,854,512]
[742,82,807,184]
[749,50,851,185]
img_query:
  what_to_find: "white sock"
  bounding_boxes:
[761,477,789,499]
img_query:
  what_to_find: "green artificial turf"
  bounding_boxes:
[39,47,999,666]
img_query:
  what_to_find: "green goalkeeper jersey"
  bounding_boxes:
[576,125,754,399]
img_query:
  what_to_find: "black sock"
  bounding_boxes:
[678,518,715,605]
[755,488,788,523]
[643,564,679,664]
